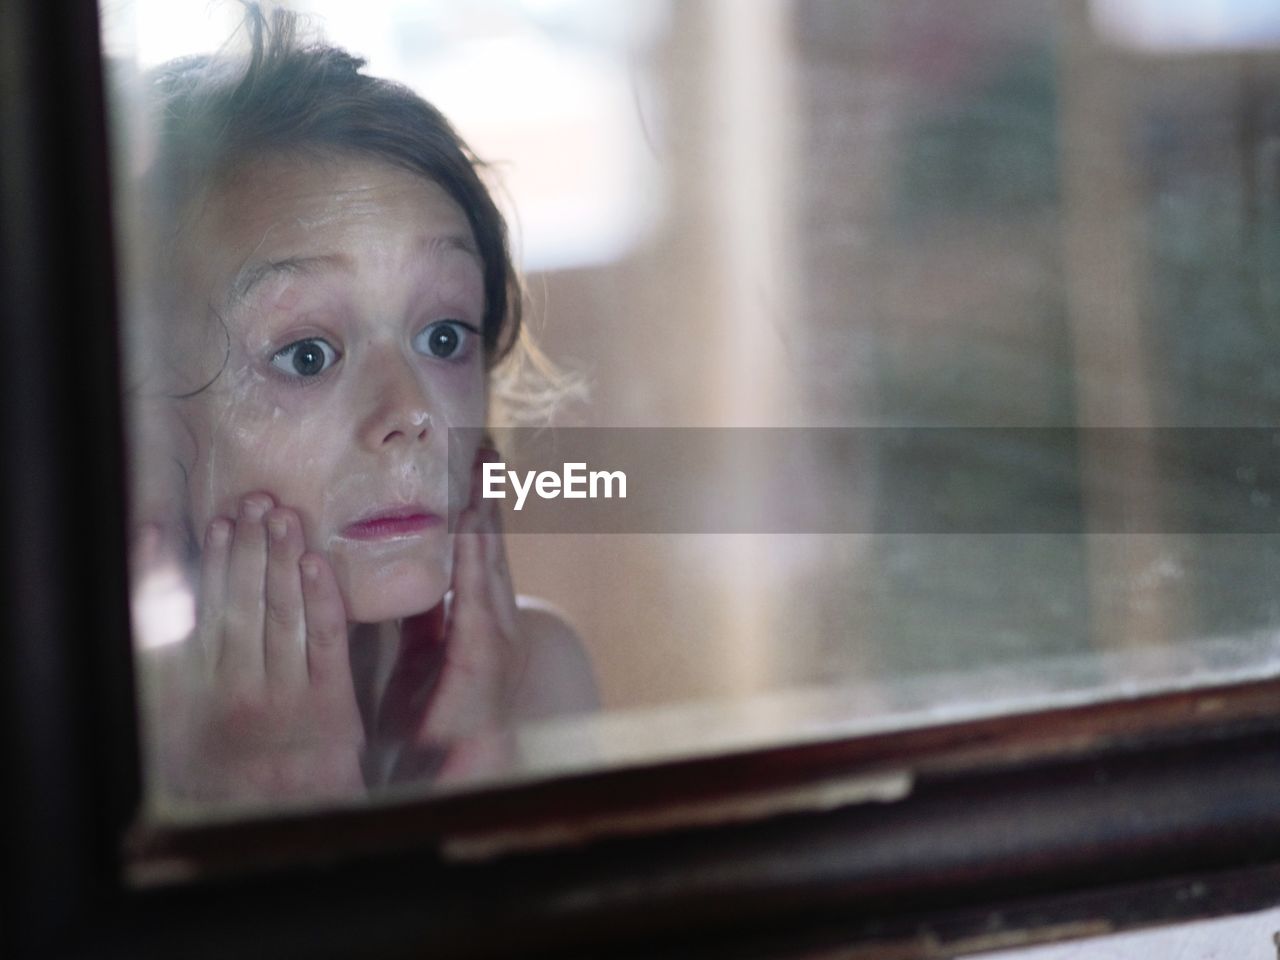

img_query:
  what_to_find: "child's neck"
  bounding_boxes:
[348,620,398,735]
[347,604,449,784]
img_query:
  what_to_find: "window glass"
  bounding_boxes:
[100,0,1280,818]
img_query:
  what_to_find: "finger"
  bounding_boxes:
[476,501,519,638]
[425,519,500,741]
[475,447,507,545]
[468,500,528,703]
[263,507,307,690]
[196,517,232,670]
[478,479,506,546]
[468,445,500,512]
[300,552,351,692]
[217,494,272,682]
[470,480,513,592]
[449,513,508,676]
[450,511,492,630]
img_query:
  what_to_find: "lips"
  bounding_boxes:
[341,504,443,541]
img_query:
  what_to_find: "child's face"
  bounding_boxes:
[167,153,487,623]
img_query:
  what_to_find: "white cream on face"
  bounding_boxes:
[168,154,488,622]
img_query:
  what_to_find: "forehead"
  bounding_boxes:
[182,153,478,298]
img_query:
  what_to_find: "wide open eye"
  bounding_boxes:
[412,320,478,361]
[270,338,340,378]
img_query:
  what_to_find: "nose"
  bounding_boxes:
[358,350,434,450]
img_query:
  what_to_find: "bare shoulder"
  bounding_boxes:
[511,595,601,720]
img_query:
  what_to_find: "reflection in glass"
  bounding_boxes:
[100,0,1280,819]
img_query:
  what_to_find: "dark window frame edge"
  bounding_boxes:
[7,0,1280,957]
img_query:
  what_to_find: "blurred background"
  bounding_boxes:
[102,0,1280,744]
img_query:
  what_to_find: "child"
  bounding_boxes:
[130,8,598,806]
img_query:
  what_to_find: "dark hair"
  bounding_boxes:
[145,5,521,364]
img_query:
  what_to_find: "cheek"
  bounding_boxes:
[185,380,339,531]
[433,360,487,423]
[436,372,487,514]
[445,424,487,517]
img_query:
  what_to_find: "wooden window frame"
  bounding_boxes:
[5,3,1280,957]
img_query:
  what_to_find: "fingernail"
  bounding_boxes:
[267,515,287,542]
[242,498,267,522]
[300,556,319,582]
[208,518,230,547]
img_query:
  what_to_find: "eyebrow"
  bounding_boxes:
[426,233,482,263]
[227,254,350,310]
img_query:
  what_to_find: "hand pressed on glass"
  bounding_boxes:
[385,455,532,783]
[162,497,365,801]
[130,511,358,804]
[139,452,594,803]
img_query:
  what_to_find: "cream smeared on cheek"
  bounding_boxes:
[195,367,329,529]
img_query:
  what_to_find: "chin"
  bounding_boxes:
[336,554,450,624]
